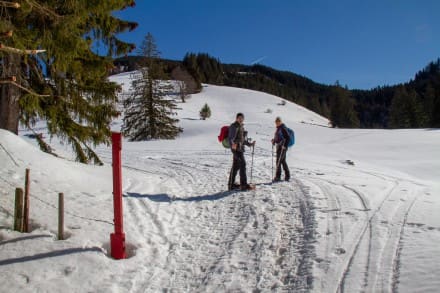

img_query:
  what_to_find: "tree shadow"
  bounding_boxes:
[125,190,238,203]
[0,234,52,246]
[0,247,103,266]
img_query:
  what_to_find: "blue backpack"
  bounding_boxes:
[284,126,295,148]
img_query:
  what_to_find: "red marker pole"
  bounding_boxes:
[110,132,126,259]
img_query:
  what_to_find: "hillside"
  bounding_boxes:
[114,55,440,129]
[0,74,439,292]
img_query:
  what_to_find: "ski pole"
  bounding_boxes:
[250,144,255,184]
[271,144,274,181]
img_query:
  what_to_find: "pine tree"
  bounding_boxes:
[409,89,427,127]
[389,87,426,128]
[389,86,406,128]
[122,33,182,141]
[306,96,322,114]
[199,103,211,120]
[320,100,331,119]
[182,52,224,85]
[0,1,138,164]
[329,86,360,128]
[423,84,436,126]
[182,53,202,88]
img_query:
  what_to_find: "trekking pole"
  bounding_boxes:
[271,144,274,181]
[250,144,255,184]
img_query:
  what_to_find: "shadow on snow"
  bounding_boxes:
[0,247,104,266]
[0,234,52,246]
[125,190,238,203]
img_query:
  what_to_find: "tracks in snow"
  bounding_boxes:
[101,147,424,293]
[120,151,316,292]
[300,168,422,293]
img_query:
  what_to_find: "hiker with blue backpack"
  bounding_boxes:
[271,116,293,182]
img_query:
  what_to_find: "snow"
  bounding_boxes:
[0,71,439,292]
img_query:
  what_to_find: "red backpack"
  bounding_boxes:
[218,126,230,148]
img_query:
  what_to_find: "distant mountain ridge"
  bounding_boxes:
[113,55,440,128]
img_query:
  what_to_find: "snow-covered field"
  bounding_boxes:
[0,71,439,292]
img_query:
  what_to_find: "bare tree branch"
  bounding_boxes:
[0,43,46,55]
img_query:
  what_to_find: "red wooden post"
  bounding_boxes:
[110,132,126,259]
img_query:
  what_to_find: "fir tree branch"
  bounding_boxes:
[0,79,51,97]
[28,59,45,83]
[23,0,61,19]
[21,120,59,157]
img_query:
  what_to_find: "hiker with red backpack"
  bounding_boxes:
[272,116,292,182]
[226,113,255,191]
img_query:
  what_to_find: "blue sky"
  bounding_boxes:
[115,0,440,89]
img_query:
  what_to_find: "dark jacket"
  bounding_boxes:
[228,121,251,152]
[273,123,290,148]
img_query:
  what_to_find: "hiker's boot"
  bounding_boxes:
[228,183,240,191]
[240,184,253,191]
[233,183,240,189]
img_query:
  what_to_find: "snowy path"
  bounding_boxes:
[96,145,429,293]
[100,149,317,292]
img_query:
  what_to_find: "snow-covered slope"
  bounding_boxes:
[0,71,439,292]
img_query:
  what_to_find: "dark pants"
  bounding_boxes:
[275,146,290,180]
[228,150,247,188]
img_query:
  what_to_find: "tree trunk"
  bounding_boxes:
[0,54,21,134]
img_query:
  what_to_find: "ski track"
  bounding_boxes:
[298,166,423,293]
[118,150,317,292]
[391,191,419,293]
